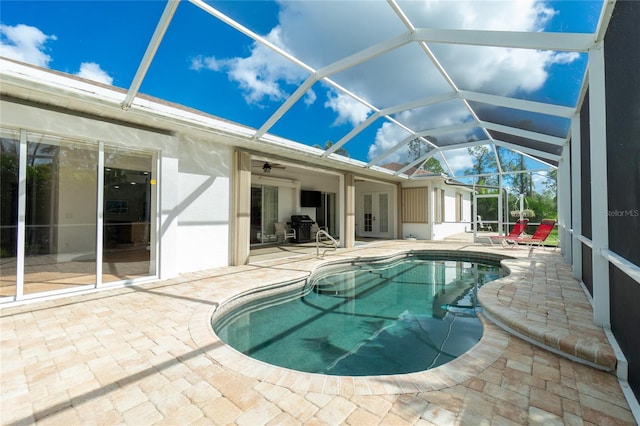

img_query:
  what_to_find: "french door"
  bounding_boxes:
[362,192,390,237]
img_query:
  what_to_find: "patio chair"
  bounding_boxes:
[477,215,492,231]
[506,219,557,249]
[487,219,529,246]
[274,222,295,243]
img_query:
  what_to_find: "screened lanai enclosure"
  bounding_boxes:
[1,0,639,415]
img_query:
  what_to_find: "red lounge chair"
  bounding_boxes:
[507,219,557,248]
[488,219,529,246]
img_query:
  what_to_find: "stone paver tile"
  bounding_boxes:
[482,382,529,409]
[346,407,383,425]
[457,389,494,419]
[380,412,415,425]
[349,395,393,418]
[254,381,291,403]
[235,399,281,426]
[159,404,204,425]
[201,397,242,425]
[315,396,357,425]
[388,394,427,424]
[109,385,149,413]
[266,412,300,426]
[122,401,163,425]
[305,391,334,408]
[277,390,318,422]
[530,387,563,417]
[579,393,637,425]
[528,406,564,425]
[490,414,525,426]
[493,401,528,425]
[420,403,456,425]
[183,380,222,404]
[149,388,191,417]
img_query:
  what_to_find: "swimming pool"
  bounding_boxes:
[213,252,503,376]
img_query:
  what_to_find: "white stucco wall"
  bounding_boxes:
[400,179,472,240]
[176,136,232,273]
[1,99,233,279]
[431,183,471,240]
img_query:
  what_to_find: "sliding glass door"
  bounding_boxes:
[0,128,157,302]
[23,134,98,295]
[250,184,278,245]
[102,148,155,283]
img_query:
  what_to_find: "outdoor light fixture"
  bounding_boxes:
[263,162,271,173]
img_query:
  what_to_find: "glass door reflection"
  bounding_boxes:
[102,150,154,283]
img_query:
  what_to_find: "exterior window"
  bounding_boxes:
[401,187,428,223]
[455,193,463,222]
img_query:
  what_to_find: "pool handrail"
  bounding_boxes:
[316,230,339,258]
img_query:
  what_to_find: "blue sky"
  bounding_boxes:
[1,0,604,181]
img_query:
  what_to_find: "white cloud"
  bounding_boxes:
[75,62,113,85]
[1,23,114,86]
[191,27,310,105]
[0,23,56,67]
[367,122,412,163]
[192,0,578,162]
[442,148,476,174]
[324,91,371,127]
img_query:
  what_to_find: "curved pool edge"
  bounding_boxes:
[191,303,509,396]
[189,248,515,396]
[477,258,618,372]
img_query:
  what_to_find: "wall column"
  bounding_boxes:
[558,146,572,263]
[231,151,251,265]
[344,173,356,248]
[588,42,610,327]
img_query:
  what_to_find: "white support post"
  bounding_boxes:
[498,175,503,235]
[571,114,582,280]
[15,130,27,300]
[472,185,478,241]
[96,142,104,286]
[558,147,572,262]
[588,42,610,327]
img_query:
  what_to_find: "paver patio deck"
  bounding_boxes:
[1,239,636,425]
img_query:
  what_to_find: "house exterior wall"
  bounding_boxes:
[400,180,471,240]
[176,135,232,273]
[354,180,397,238]
[1,98,232,280]
[431,182,470,240]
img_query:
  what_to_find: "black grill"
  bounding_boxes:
[290,215,314,243]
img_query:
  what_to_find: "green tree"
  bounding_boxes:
[313,140,349,157]
[423,157,445,174]
[407,136,444,173]
[465,146,498,186]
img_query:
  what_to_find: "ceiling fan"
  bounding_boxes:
[251,160,286,173]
